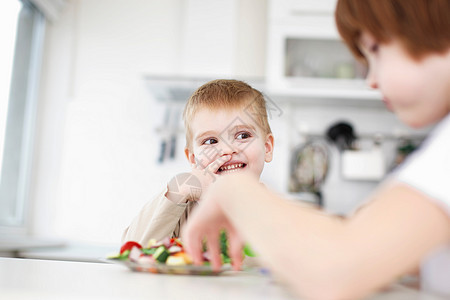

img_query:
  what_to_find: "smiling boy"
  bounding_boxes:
[122,79,274,245]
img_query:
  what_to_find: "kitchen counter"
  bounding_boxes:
[0,236,65,257]
[17,243,118,263]
[0,257,443,300]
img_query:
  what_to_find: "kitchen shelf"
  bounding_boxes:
[266,77,382,104]
[265,0,381,105]
[143,75,383,108]
[274,78,380,98]
[143,75,266,103]
[143,75,210,103]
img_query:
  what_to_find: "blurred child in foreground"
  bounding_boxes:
[183,1,450,299]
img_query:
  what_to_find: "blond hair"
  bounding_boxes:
[335,0,450,61]
[183,79,272,151]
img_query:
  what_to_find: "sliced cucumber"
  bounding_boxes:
[142,248,157,255]
[153,246,170,263]
[119,250,130,260]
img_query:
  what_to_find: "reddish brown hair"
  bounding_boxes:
[335,0,450,61]
[183,79,272,151]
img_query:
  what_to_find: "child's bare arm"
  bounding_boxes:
[184,174,450,299]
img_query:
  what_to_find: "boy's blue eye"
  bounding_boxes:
[203,138,218,145]
[236,132,251,140]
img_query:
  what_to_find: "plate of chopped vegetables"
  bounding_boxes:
[107,235,235,275]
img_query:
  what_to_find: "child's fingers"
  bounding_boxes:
[227,228,244,271]
[183,227,205,266]
[205,154,232,174]
[205,233,223,272]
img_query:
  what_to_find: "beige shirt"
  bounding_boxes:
[122,188,198,246]
[122,188,263,268]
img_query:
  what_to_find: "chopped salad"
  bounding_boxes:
[109,231,255,267]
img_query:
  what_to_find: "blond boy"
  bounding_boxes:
[122,79,274,245]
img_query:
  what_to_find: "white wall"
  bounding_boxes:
[30,0,425,246]
[30,0,268,245]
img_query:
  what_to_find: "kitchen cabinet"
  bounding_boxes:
[266,0,382,102]
[179,0,266,78]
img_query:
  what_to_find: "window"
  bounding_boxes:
[0,0,21,173]
[0,0,45,233]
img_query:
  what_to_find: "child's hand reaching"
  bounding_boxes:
[166,155,231,203]
[182,176,244,271]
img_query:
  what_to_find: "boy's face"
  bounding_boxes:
[185,107,274,179]
[360,31,450,128]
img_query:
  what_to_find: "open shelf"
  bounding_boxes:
[144,75,382,108]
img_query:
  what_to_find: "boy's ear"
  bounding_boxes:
[264,133,274,163]
[184,147,196,165]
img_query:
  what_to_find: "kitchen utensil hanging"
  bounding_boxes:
[326,121,356,151]
[157,103,181,164]
[289,139,330,207]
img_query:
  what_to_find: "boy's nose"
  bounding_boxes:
[219,141,237,156]
[365,69,378,89]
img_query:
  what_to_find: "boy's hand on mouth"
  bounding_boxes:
[189,155,232,199]
[195,154,232,176]
[167,155,234,204]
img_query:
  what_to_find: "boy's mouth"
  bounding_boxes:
[217,163,247,174]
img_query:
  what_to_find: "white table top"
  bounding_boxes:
[0,257,442,300]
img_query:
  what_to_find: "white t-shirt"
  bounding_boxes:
[394,113,450,216]
[393,114,450,296]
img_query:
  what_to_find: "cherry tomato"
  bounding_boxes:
[120,241,142,254]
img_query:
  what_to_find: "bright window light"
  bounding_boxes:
[0,0,21,173]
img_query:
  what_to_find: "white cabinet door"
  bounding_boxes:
[180,0,266,78]
[266,0,381,101]
[269,0,337,21]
